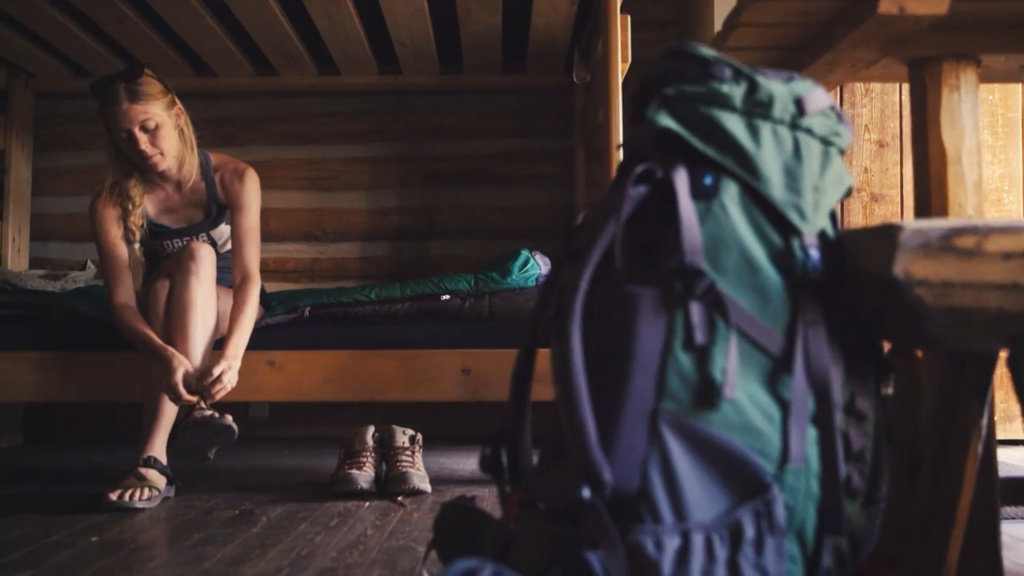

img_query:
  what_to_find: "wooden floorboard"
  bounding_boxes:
[5,442,1024,573]
[0,440,495,575]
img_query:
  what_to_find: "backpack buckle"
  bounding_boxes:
[802,236,823,279]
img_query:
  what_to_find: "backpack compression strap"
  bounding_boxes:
[669,165,786,397]
[789,235,847,573]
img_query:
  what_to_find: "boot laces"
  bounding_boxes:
[338,445,377,474]
[389,441,423,472]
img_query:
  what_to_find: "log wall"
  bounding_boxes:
[837,82,1024,439]
[14,89,574,291]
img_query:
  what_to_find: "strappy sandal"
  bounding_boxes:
[170,398,239,463]
[102,455,178,511]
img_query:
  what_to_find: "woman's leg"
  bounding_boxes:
[107,242,223,503]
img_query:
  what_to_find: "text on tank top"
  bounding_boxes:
[139,150,232,273]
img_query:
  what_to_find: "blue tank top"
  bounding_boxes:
[140,149,235,287]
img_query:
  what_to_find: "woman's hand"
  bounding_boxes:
[159,350,199,406]
[196,358,241,403]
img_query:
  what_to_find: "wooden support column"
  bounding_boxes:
[1,66,32,448]
[572,0,625,216]
[899,55,1000,574]
[2,67,33,271]
[676,0,715,45]
[908,57,984,218]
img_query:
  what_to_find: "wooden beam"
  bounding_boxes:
[29,74,572,96]
[894,29,1024,61]
[70,0,192,77]
[146,0,255,77]
[0,0,124,76]
[378,0,440,75]
[301,0,378,76]
[790,0,952,90]
[222,0,316,76]
[2,69,33,271]
[620,14,631,82]
[909,57,984,218]
[456,0,503,74]
[0,349,554,403]
[676,0,716,44]
[527,0,581,74]
[0,20,74,79]
[604,0,623,180]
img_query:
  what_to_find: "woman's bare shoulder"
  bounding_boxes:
[88,190,119,221]
[207,151,260,204]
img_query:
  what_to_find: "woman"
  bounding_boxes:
[88,66,265,510]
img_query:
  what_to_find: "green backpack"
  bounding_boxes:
[427,42,890,575]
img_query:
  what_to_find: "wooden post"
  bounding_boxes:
[2,67,33,271]
[908,57,984,218]
[1,66,32,448]
[901,56,1001,574]
[605,0,622,181]
[676,0,716,44]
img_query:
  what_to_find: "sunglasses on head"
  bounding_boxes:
[89,64,174,100]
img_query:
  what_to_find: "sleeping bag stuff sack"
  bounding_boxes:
[423,42,892,575]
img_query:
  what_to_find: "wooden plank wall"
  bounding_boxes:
[838,82,1024,440]
[24,89,575,291]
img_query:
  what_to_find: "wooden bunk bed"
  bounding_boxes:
[0,1,631,439]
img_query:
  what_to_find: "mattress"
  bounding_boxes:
[0,314,537,352]
[0,248,549,353]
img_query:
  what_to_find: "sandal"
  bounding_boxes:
[170,398,239,463]
[102,455,178,511]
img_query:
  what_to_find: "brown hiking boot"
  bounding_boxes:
[328,425,380,496]
[382,425,432,495]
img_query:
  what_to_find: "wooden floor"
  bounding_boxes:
[3,440,1024,574]
[0,440,498,575]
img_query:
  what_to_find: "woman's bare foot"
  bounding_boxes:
[102,455,178,510]
[106,464,167,502]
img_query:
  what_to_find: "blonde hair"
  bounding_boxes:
[90,66,200,287]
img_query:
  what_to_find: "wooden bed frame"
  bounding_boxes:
[0,0,631,443]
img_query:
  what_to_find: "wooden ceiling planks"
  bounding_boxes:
[0,20,75,79]
[378,0,440,75]
[301,0,378,75]
[69,0,193,77]
[146,0,255,77]
[221,0,317,76]
[0,0,594,93]
[527,0,581,74]
[455,0,503,74]
[0,0,124,76]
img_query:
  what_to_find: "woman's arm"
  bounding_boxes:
[201,158,263,401]
[220,160,263,362]
[89,193,199,405]
[89,194,177,361]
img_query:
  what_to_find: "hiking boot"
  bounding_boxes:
[328,425,380,496]
[382,425,432,495]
